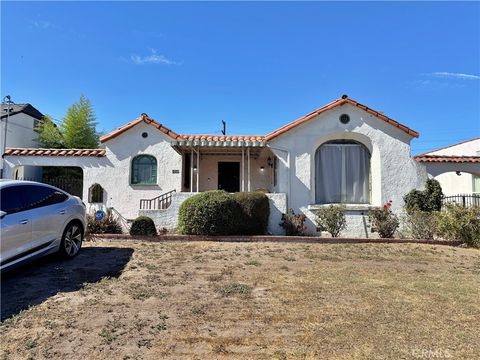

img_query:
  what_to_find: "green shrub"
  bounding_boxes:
[87,208,123,235]
[178,191,270,236]
[369,201,399,238]
[436,205,480,247]
[280,209,307,236]
[401,210,438,240]
[404,179,443,213]
[234,192,270,235]
[178,191,243,235]
[130,216,157,237]
[315,205,347,237]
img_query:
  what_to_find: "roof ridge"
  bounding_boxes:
[265,97,419,140]
[100,115,184,143]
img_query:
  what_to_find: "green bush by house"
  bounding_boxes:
[234,192,270,235]
[315,205,347,237]
[178,190,270,235]
[436,205,480,248]
[404,178,443,213]
[130,216,157,236]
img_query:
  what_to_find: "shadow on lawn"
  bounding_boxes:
[1,246,133,321]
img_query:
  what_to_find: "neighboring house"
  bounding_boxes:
[1,103,44,178]
[414,138,480,196]
[4,95,456,236]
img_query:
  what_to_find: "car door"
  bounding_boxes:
[24,185,70,250]
[0,185,33,265]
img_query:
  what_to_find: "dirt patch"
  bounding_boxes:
[1,241,479,359]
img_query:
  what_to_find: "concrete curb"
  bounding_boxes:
[91,234,463,247]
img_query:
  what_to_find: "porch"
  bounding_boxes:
[172,136,277,193]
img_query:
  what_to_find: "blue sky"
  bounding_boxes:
[1,1,479,154]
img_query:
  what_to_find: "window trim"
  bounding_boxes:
[130,154,158,186]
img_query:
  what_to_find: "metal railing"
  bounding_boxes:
[139,189,176,210]
[442,194,480,208]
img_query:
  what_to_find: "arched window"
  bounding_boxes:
[88,183,104,203]
[131,155,157,185]
[315,140,370,204]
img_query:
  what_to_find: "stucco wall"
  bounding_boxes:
[434,172,477,196]
[139,192,195,229]
[266,193,287,235]
[268,103,428,220]
[427,138,480,156]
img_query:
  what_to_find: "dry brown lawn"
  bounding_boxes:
[1,240,479,359]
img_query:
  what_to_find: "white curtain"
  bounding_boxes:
[315,143,370,204]
[344,145,370,203]
[315,145,343,203]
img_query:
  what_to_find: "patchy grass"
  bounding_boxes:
[1,240,479,359]
[218,282,253,297]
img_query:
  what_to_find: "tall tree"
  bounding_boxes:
[61,95,99,148]
[35,115,64,148]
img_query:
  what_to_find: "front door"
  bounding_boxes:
[218,162,240,193]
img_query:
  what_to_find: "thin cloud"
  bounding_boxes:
[29,19,56,29]
[430,72,480,80]
[130,49,182,65]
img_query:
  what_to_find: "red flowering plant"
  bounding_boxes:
[369,200,399,238]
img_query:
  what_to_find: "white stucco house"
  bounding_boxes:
[1,103,44,179]
[4,95,479,236]
[414,138,480,196]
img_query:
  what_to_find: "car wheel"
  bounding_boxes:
[59,222,83,258]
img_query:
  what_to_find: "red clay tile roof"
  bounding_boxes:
[265,97,419,140]
[5,148,106,157]
[180,134,265,142]
[413,155,480,163]
[101,97,419,145]
[100,114,183,143]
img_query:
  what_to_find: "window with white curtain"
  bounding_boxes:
[131,155,157,185]
[315,140,370,204]
[473,175,480,194]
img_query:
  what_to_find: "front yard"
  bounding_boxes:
[1,240,479,359]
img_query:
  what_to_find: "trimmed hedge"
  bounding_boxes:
[234,192,270,235]
[130,216,157,236]
[178,190,270,235]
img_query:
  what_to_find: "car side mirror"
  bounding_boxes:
[0,210,6,219]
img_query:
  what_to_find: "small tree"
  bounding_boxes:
[35,115,64,148]
[61,95,99,148]
[404,179,443,213]
[315,205,346,237]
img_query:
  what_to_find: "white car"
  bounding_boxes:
[0,180,86,271]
